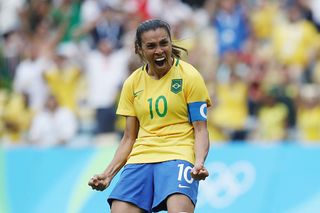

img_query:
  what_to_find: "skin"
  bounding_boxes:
[88,27,210,213]
[138,28,173,80]
[191,121,210,181]
[88,116,139,192]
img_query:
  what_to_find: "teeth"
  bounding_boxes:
[155,57,165,61]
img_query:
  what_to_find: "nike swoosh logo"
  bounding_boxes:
[178,184,190,189]
[133,90,143,97]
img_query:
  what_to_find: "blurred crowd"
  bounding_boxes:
[1,0,320,147]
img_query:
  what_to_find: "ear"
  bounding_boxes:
[137,46,143,56]
[137,47,146,62]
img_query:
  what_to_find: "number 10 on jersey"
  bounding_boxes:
[147,96,168,119]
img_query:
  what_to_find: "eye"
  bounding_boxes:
[160,40,169,46]
[145,43,156,49]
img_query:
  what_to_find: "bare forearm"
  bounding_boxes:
[88,116,138,191]
[194,128,210,165]
[103,138,134,178]
[102,116,139,179]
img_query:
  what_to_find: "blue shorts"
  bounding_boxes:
[107,160,199,212]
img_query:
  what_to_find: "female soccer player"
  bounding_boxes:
[88,19,211,213]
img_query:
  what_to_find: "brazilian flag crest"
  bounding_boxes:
[171,79,183,94]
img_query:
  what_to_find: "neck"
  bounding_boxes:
[147,67,169,80]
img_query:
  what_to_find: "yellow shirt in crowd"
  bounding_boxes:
[297,106,320,141]
[272,20,319,67]
[211,81,248,130]
[258,103,288,141]
[44,66,80,111]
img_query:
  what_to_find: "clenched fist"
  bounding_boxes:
[88,174,112,191]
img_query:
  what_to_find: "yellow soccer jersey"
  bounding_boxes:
[117,59,211,164]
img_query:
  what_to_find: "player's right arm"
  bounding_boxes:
[88,116,139,191]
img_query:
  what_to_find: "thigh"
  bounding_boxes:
[166,193,195,213]
[108,164,154,212]
[152,160,199,212]
[111,200,145,213]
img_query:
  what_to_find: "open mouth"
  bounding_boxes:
[154,57,166,67]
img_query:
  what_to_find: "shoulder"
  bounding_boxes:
[122,65,144,86]
[177,59,204,80]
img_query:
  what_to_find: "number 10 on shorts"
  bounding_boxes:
[177,164,194,184]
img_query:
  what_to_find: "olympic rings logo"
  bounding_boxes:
[198,161,256,208]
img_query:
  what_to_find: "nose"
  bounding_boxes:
[155,45,163,54]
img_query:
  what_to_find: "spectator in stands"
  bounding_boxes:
[50,0,82,43]
[1,92,33,145]
[295,0,320,32]
[29,95,78,147]
[43,46,82,112]
[213,0,250,56]
[255,86,289,142]
[84,38,130,136]
[18,0,52,36]
[271,1,319,81]
[0,0,24,35]
[250,0,280,41]
[77,2,125,49]
[0,30,24,86]
[210,53,250,141]
[3,0,320,145]
[148,0,193,26]
[0,90,7,138]
[296,84,320,142]
[13,43,53,111]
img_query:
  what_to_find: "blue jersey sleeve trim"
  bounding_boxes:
[187,102,208,122]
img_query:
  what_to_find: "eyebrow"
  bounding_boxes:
[144,38,169,46]
[160,39,169,43]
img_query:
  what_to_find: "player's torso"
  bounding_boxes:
[132,64,188,133]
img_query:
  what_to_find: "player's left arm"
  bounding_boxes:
[191,120,210,180]
[185,68,212,180]
[187,101,210,180]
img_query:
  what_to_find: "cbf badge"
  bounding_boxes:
[171,79,183,94]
